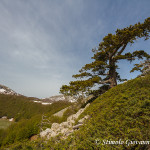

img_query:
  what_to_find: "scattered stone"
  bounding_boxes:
[9,118,14,122]
[2,116,7,119]
[40,103,91,139]
[40,128,51,138]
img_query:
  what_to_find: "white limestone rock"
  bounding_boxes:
[61,128,68,134]
[51,123,60,131]
[40,128,52,138]
[50,131,58,137]
[40,103,91,139]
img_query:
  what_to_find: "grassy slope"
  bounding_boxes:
[0,94,71,148]
[50,74,150,150]
[0,120,12,129]
[0,94,71,121]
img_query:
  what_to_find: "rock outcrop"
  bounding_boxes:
[40,103,90,139]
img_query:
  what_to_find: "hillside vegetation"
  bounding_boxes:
[0,94,71,121]
[44,74,150,150]
[0,95,71,148]
[1,74,150,149]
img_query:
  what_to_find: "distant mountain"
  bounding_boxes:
[0,84,20,96]
[42,95,76,103]
[33,95,76,105]
[0,84,76,104]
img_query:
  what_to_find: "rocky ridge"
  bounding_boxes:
[40,103,90,139]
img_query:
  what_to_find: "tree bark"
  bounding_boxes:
[109,58,117,88]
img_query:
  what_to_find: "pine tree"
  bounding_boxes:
[60,17,150,97]
[131,59,150,76]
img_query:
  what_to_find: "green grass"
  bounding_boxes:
[0,120,12,129]
[44,73,150,150]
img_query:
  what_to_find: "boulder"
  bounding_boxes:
[40,128,51,138]
[51,123,60,131]
[50,131,58,137]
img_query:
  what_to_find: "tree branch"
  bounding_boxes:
[110,40,125,58]
[99,79,111,84]
[117,43,127,56]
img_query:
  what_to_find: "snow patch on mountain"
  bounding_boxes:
[0,89,6,93]
[0,85,19,96]
[33,95,76,105]
[42,95,76,103]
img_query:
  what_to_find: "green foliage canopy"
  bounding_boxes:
[60,17,150,97]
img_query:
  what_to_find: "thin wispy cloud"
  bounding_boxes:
[0,0,149,98]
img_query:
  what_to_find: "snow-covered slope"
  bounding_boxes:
[0,84,76,104]
[0,84,19,96]
[42,95,76,103]
[33,95,76,105]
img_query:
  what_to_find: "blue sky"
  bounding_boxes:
[0,0,149,98]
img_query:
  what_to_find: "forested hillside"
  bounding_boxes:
[45,73,150,150]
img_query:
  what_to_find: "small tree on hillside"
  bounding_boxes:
[60,17,150,97]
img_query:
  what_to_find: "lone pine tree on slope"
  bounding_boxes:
[60,17,150,97]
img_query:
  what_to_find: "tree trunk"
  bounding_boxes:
[109,59,117,88]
